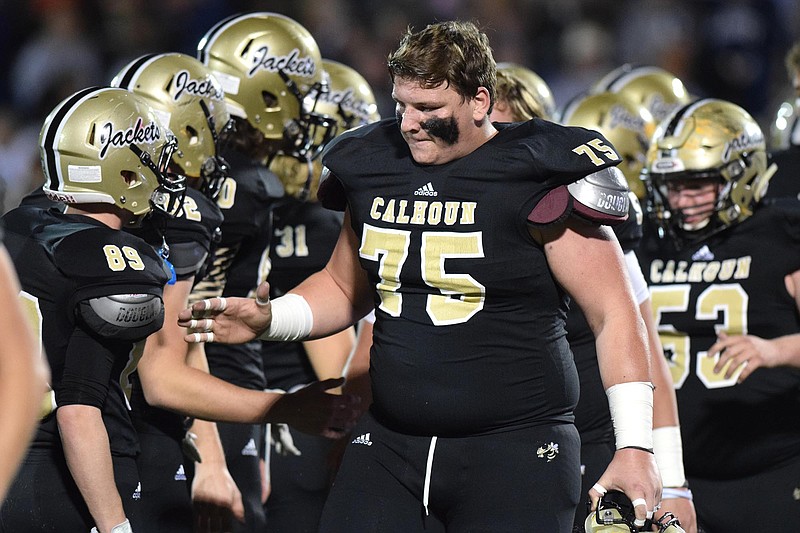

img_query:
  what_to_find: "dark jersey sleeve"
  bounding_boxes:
[54,227,170,307]
[57,326,124,408]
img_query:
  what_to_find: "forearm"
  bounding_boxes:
[766,333,800,367]
[303,327,356,391]
[291,268,372,338]
[57,405,126,532]
[139,360,282,423]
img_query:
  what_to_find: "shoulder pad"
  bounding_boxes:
[55,228,171,297]
[317,166,347,212]
[77,293,165,341]
[567,167,630,225]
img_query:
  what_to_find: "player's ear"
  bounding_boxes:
[472,86,492,121]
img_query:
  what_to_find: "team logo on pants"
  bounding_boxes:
[536,442,559,462]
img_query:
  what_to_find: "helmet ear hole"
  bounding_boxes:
[120,170,138,187]
[185,125,199,146]
[262,90,279,110]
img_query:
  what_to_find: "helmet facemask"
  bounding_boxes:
[129,132,185,219]
[280,70,338,163]
[197,99,234,200]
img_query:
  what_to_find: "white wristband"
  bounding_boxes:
[606,381,654,451]
[258,294,313,342]
[653,426,687,487]
[662,486,693,501]
[91,519,133,533]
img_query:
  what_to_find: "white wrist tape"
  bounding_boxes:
[606,381,654,450]
[258,294,313,342]
[91,519,132,533]
[653,425,687,487]
[662,486,693,501]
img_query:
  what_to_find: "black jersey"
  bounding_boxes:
[320,118,620,436]
[2,205,169,457]
[194,150,284,390]
[123,188,224,437]
[638,204,800,478]
[261,200,345,390]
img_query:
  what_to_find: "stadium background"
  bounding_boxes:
[0,0,797,212]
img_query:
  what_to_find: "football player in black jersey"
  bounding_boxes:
[180,20,661,532]
[638,98,800,532]
[112,52,242,533]
[260,59,381,533]
[189,13,351,533]
[556,91,697,533]
[0,87,183,533]
[0,239,50,503]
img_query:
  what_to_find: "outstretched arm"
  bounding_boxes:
[141,278,359,436]
[535,218,660,528]
[178,209,373,344]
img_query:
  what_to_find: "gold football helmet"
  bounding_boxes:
[644,98,776,247]
[314,59,380,131]
[273,59,381,201]
[592,64,692,124]
[39,86,181,222]
[197,12,336,162]
[111,52,233,200]
[559,91,656,199]
[495,62,556,121]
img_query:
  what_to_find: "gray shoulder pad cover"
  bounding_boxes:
[567,166,630,223]
[78,293,165,342]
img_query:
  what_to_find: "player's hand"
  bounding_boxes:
[708,331,780,383]
[656,491,697,533]
[588,447,662,529]
[179,282,272,344]
[269,378,361,439]
[191,460,245,532]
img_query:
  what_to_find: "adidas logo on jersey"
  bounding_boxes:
[241,438,258,457]
[691,244,714,261]
[414,182,438,197]
[351,432,373,446]
[174,464,186,481]
[132,482,142,500]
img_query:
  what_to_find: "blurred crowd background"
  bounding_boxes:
[0,0,797,213]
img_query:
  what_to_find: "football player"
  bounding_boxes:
[0,239,50,503]
[591,64,694,126]
[260,58,381,532]
[189,12,346,532]
[0,87,182,533]
[179,20,660,531]
[558,91,697,533]
[112,51,240,532]
[492,62,557,122]
[638,98,800,531]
